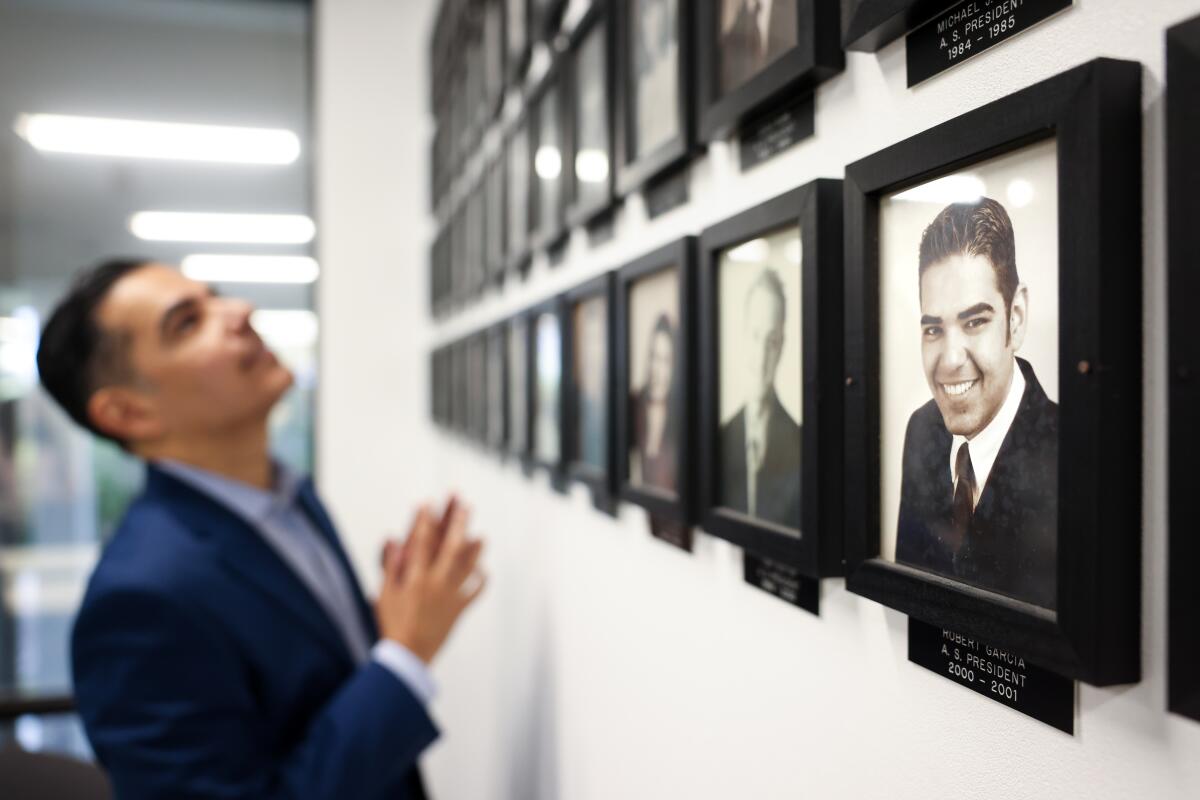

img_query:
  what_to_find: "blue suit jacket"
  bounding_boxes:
[72,465,437,799]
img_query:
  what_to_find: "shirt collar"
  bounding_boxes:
[950,360,1026,499]
[155,458,304,525]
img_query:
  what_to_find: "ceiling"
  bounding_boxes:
[0,0,313,312]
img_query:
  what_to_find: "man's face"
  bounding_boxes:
[743,285,784,408]
[919,254,1025,438]
[647,328,673,402]
[95,264,294,444]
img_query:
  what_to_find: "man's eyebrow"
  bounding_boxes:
[956,302,995,320]
[920,315,942,326]
[159,288,216,340]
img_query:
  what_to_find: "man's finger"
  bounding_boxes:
[404,505,437,576]
[431,504,471,579]
[444,537,484,590]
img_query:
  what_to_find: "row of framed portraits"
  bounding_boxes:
[430,57,1164,698]
[430,0,847,301]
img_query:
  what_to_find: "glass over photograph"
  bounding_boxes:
[535,84,564,239]
[573,19,611,211]
[508,316,529,454]
[717,225,803,532]
[878,138,1060,610]
[533,311,563,464]
[572,294,609,471]
[631,0,680,158]
[627,267,681,494]
[719,0,797,94]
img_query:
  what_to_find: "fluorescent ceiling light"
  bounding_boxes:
[14,113,300,165]
[130,212,315,244]
[251,309,318,348]
[182,255,319,284]
[891,174,986,204]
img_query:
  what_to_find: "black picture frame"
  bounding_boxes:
[564,272,619,512]
[485,321,510,452]
[841,0,961,52]
[524,297,568,487]
[485,152,508,287]
[614,0,696,196]
[615,237,697,523]
[506,311,532,461]
[566,0,619,229]
[843,58,1142,685]
[505,115,534,276]
[506,0,532,87]
[695,0,843,142]
[530,61,571,253]
[697,180,843,576]
[1168,13,1200,723]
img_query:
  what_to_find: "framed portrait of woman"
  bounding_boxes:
[615,237,696,524]
[695,0,843,142]
[696,180,843,576]
[844,58,1142,685]
[613,0,695,195]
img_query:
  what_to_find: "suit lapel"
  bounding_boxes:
[144,467,355,666]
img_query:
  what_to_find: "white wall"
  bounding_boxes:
[316,1,1200,797]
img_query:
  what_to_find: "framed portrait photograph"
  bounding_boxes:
[566,1,618,228]
[506,0,531,86]
[841,0,961,52]
[528,297,567,483]
[506,312,531,459]
[429,223,448,319]
[695,0,843,142]
[448,204,467,309]
[615,237,696,523]
[465,177,488,300]
[485,153,508,286]
[697,180,843,575]
[485,322,509,452]
[506,116,534,276]
[467,331,489,443]
[564,272,618,510]
[844,59,1142,685]
[483,0,508,119]
[613,0,695,195]
[1168,13,1200,723]
[451,338,470,435]
[531,65,570,252]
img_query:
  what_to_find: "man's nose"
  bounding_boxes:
[939,328,968,372]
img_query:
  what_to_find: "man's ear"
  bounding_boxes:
[1008,284,1030,351]
[87,386,164,445]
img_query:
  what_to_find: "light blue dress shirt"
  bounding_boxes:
[155,459,436,706]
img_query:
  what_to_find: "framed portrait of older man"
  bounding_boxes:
[695,0,842,142]
[697,181,843,576]
[615,238,696,524]
[844,59,1141,685]
[564,273,618,511]
[1168,13,1200,723]
[613,0,695,195]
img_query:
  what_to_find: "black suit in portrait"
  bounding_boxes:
[721,389,802,531]
[719,0,797,93]
[895,357,1058,609]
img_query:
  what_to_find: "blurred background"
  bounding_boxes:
[0,0,314,759]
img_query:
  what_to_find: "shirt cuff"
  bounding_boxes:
[372,640,438,706]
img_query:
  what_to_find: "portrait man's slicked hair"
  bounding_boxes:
[918,197,1020,314]
[36,258,152,446]
[744,267,787,324]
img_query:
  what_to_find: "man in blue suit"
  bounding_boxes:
[36,259,486,799]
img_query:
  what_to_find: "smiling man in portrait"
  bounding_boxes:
[894,197,1058,609]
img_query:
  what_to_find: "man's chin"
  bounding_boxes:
[934,403,984,438]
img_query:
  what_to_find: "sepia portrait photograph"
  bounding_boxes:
[717,225,803,532]
[570,12,613,221]
[878,138,1060,610]
[572,292,609,473]
[626,266,681,495]
[630,0,680,160]
[507,315,529,456]
[532,307,563,466]
[718,0,797,95]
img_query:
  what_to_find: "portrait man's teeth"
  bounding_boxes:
[942,380,977,397]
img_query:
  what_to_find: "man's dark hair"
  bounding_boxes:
[37,258,152,446]
[918,197,1020,315]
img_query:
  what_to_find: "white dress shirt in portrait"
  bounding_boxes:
[744,398,771,517]
[949,361,1026,510]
